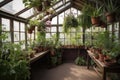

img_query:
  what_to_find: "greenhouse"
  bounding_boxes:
[0,0,120,80]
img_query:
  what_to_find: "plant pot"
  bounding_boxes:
[106,12,116,23]
[36,5,43,12]
[91,17,100,26]
[98,53,104,62]
[44,1,51,7]
[30,52,35,58]
[28,28,33,34]
[100,22,107,28]
[30,25,35,30]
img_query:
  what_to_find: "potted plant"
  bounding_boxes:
[23,0,57,12]
[63,14,78,33]
[37,21,45,31]
[29,19,39,30]
[103,0,120,23]
[89,5,103,26]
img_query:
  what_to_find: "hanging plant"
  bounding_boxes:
[63,14,78,33]
[103,0,120,23]
[37,21,45,31]
[28,19,39,30]
[23,0,58,12]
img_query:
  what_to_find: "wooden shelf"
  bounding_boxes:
[30,50,49,64]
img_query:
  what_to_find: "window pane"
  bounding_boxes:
[20,33,25,40]
[46,33,51,38]
[14,32,19,41]
[20,23,25,31]
[2,18,10,31]
[60,33,64,38]
[51,27,57,32]
[14,21,19,31]
[59,27,63,32]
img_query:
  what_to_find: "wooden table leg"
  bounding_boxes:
[87,54,91,69]
[103,68,106,80]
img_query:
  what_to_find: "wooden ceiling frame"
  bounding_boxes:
[27,0,71,19]
[0,0,13,7]
[0,10,28,23]
[43,4,72,22]
[15,0,62,17]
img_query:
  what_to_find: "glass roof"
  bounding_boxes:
[0,0,25,14]
[0,0,80,19]
[0,0,4,3]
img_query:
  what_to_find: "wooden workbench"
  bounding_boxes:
[87,50,120,80]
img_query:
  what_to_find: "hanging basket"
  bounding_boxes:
[91,17,100,26]
[36,5,43,12]
[30,25,35,30]
[105,12,116,23]
[27,28,33,34]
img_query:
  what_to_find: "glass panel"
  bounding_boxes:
[0,0,4,2]
[60,33,64,38]
[20,33,25,41]
[1,18,10,31]
[19,8,34,18]
[59,27,63,32]
[14,32,19,41]
[51,16,57,24]
[14,21,19,31]
[59,38,64,45]
[20,23,25,31]
[1,0,25,14]
[59,12,64,24]
[51,27,57,32]
[31,32,34,39]
[46,33,51,38]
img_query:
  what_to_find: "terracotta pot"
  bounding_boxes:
[30,25,35,30]
[27,28,33,34]
[30,53,35,58]
[98,53,104,62]
[91,17,100,26]
[100,22,107,28]
[106,12,116,23]
[36,5,42,12]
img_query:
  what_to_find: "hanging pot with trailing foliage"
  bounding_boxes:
[63,14,78,33]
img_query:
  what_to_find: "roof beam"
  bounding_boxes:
[27,0,70,19]
[0,0,13,7]
[0,10,28,23]
[72,5,82,11]
[15,0,62,16]
[73,1,83,9]
[43,4,72,22]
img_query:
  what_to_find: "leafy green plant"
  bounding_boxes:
[37,21,46,31]
[77,14,92,29]
[63,14,78,33]
[103,0,120,14]
[0,27,30,80]
[75,56,86,65]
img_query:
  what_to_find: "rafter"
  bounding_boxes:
[27,0,71,19]
[72,5,82,11]
[73,1,84,9]
[0,0,13,7]
[0,10,28,23]
[43,4,72,22]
